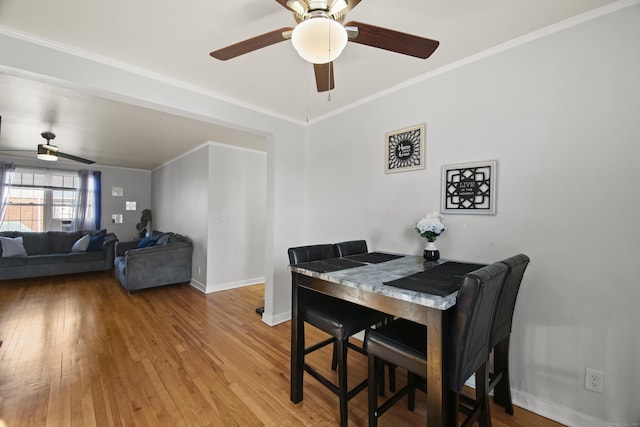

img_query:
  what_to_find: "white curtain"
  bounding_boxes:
[0,161,16,228]
[72,169,97,230]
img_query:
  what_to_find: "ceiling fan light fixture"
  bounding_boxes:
[291,17,348,64]
[37,144,58,161]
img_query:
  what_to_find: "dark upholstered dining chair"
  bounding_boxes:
[334,239,398,395]
[487,254,530,414]
[364,262,509,427]
[288,244,386,427]
[333,239,368,257]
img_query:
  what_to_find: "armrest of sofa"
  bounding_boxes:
[102,234,117,250]
[124,240,191,261]
[115,240,141,257]
[102,234,118,264]
[123,240,193,287]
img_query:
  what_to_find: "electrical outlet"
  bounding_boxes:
[584,368,604,393]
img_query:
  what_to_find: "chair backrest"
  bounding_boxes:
[333,240,368,257]
[288,244,337,305]
[446,262,509,392]
[490,254,530,348]
[288,244,336,264]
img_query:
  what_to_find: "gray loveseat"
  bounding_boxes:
[0,229,117,280]
[114,230,192,292]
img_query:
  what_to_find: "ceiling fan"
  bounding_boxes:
[209,0,440,92]
[0,131,95,164]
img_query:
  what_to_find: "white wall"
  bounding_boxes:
[305,5,640,426]
[208,142,266,292]
[0,154,151,239]
[151,145,209,288]
[151,142,267,293]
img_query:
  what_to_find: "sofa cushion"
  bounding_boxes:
[72,234,91,252]
[20,232,50,255]
[48,231,83,253]
[0,236,28,257]
[0,255,27,267]
[67,251,105,263]
[87,234,106,251]
[25,254,66,266]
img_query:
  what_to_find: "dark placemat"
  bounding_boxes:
[383,261,487,296]
[293,258,365,273]
[345,252,404,264]
[427,261,487,278]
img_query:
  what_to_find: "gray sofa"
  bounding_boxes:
[114,230,192,292]
[0,230,117,280]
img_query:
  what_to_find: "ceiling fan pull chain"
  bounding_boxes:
[327,20,333,102]
[326,65,332,101]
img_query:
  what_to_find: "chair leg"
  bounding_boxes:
[407,373,416,411]
[493,337,514,414]
[368,353,379,427]
[336,338,349,427]
[447,389,460,427]
[388,363,397,392]
[377,357,386,396]
[331,342,338,371]
[477,363,492,427]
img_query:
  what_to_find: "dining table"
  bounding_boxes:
[288,252,487,427]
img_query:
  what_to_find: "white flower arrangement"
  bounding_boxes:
[415,212,446,242]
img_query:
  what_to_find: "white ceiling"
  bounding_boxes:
[0,0,620,169]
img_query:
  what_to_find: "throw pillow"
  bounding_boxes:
[0,236,28,258]
[156,234,171,245]
[71,234,91,252]
[87,234,106,251]
[136,238,158,248]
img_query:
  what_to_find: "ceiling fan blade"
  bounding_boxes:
[210,27,294,60]
[58,151,95,164]
[346,0,362,12]
[274,0,293,10]
[344,21,439,59]
[314,62,335,93]
[0,148,34,153]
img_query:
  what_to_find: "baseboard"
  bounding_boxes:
[189,279,206,293]
[262,310,291,326]
[511,389,611,427]
[462,376,611,427]
[205,277,265,293]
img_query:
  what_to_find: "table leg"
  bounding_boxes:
[290,273,304,403]
[426,308,448,426]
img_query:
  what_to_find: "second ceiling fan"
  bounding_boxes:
[210,0,440,92]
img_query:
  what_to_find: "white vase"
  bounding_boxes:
[423,240,440,261]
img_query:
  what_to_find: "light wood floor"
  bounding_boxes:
[0,273,565,427]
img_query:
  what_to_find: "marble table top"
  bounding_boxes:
[289,254,459,310]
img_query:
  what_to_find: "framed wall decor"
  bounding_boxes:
[441,160,497,214]
[385,124,425,173]
[111,214,123,224]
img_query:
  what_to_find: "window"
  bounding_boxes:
[1,168,82,232]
